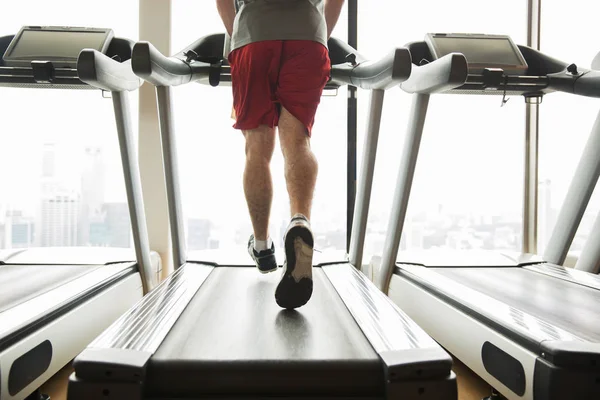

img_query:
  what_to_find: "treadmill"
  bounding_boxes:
[371,33,600,400]
[0,26,159,400]
[67,34,458,399]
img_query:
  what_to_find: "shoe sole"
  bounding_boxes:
[248,247,278,274]
[258,264,278,274]
[275,225,314,309]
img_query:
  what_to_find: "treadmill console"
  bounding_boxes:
[425,33,528,75]
[2,26,113,68]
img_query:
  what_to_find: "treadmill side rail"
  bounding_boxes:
[397,264,581,347]
[72,264,213,385]
[323,264,456,399]
[526,263,600,291]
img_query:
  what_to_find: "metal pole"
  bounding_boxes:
[155,86,187,269]
[139,0,172,276]
[523,98,540,254]
[346,0,358,252]
[523,0,541,254]
[349,89,385,269]
[112,91,157,293]
[376,94,430,293]
[575,211,600,273]
[545,109,600,265]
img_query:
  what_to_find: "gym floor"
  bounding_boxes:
[41,357,492,400]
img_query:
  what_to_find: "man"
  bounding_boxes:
[216,0,345,309]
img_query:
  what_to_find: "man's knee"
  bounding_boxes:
[279,108,311,156]
[244,126,276,161]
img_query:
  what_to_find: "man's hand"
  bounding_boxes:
[324,0,345,39]
[216,0,236,37]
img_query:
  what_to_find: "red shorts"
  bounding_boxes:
[228,40,331,136]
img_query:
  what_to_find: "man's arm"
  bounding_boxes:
[216,0,236,37]
[324,0,345,39]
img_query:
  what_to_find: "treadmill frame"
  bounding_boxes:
[375,37,600,400]
[68,33,458,400]
[0,30,158,399]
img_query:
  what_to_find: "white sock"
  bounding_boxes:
[254,237,272,252]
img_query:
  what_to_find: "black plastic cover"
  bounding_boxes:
[68,374,143,400]
[380,348,453,381]
[9,340,53,395]
[534,357,600,400]
[73,348,153,382]
[481,341,526,396]
[540,340,600,368]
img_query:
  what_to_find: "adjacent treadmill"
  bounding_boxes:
[0,26,159,400]
[372,33,600,400]
[67,34,459,399]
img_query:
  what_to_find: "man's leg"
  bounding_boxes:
[278,107,319,219]
[273,40,329,309]
[243,125,276,242]
[274,107,319,309]
[228,41,282,273]
[242,124,279,273]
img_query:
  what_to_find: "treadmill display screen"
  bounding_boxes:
[431,36,525,67]
[7,29,109,60]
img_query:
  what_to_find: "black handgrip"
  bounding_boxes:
[331,48,412,90]
[401,53,468,94]
[132,41,211,87]
[77,49,142,92]
[573,69,600,98]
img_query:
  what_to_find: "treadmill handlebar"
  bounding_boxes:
[131,35,412,91]
[77,50,142,92]
[572,69,600,98]
[132,41,212,87]
[400,53,468,94]
[330,48,412,90]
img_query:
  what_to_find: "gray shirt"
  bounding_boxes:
[230,0,327,52]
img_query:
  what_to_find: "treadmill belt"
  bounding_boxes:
[148,266,382,397]
[434,267,600,342]
[0,264,102,313]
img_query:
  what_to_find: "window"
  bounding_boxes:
[0,1,139,250]
[357,0,527,262]
[538,1,600,260]
[171,1,348,253]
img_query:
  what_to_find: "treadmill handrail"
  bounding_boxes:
[132,37,413,91]
[77,49,142,92]
[401,53,468,94]
[132,41,212,87]
[330,48,412,90]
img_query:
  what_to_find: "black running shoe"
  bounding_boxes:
[248,235,278,273]
[275,214,314,309]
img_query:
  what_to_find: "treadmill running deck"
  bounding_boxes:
[0,264,103,313]
[147,267,382,397]
[433,267,600,342]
